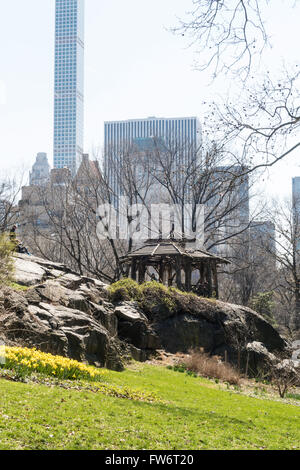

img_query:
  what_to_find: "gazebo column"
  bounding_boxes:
[138,262,146,283]
[184,263,192,292]
[207,262,213,297]
[175,257,182,290]
[212,262,219,299]
[131,259,137,281]
[167,265,173,287]
[159,261,165,285]
[200,264,205,283]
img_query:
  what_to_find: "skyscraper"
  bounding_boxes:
[292,177,300,251]
[250,221,276,253]
[54,0,85,174]
[292,177,300,211]
[204,165,250,256]
[104,116,201,203]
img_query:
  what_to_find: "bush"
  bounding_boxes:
[181,348,240,385]
[140,281,177,314]
[270,359,299,398]
[108,278,142,302]
[108,279,177,314]
[0,233,14,285]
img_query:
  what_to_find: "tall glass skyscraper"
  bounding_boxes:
[54,0,85,174]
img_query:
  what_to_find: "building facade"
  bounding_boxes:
[206,165,250,256]
[292,177,300,218]
[19,154,102,242]
[292,177,300,204]
[250,221,276,254]
[29,153,51,186]
[292,177,300,252]
[54,0,85,175]
[104,116,202,204]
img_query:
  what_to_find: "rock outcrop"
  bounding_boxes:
[0,255,123,371]
[0,254,290,374]
[115,297,288,375]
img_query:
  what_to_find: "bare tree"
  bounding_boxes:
[209,69,300,173]
[0,175,22,232]
[174,1,300,173]
[20,164,118,282]
[20,151,155,283]
[252,197,300,332]
[173,0,270,80]
[174,1,300,80]
[147,137,262,252]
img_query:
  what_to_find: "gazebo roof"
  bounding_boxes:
[120,239,230,265]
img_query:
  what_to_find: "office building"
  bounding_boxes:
[206,165,250,256]
[53,0,85,174]
[292,177,300,251]
[104,116,202,203]
[250,220,276,254]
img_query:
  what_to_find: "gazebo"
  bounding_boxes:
[120,239,230,299]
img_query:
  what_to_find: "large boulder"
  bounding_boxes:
[245,341,277,376]
[111,295,289,375]
[1,255,124,370]
[0,287,123,371]
[13,257,46,286]
[114,302,160,351]
[292,340,300,366]
[151,298,286,352]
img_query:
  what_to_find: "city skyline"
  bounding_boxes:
[1,0,300,200]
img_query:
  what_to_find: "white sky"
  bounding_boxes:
[0,0,300,199]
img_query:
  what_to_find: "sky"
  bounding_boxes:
[0,0,300,199]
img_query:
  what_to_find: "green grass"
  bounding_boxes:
[6,281,29,291]
[0,364,299,450]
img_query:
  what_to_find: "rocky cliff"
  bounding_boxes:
[0,254,290,374]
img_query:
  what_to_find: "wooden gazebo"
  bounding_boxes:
[120,239,230,299]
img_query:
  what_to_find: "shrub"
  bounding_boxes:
[0,233,14,285]
[270,359,299,398]
[181,348,240,385]
[140,281,177,314]
[108,279,177,314]
[108,278,142,302]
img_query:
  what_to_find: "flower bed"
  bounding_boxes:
[0,346,108,382]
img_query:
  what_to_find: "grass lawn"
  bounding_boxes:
[0,363,299,450]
